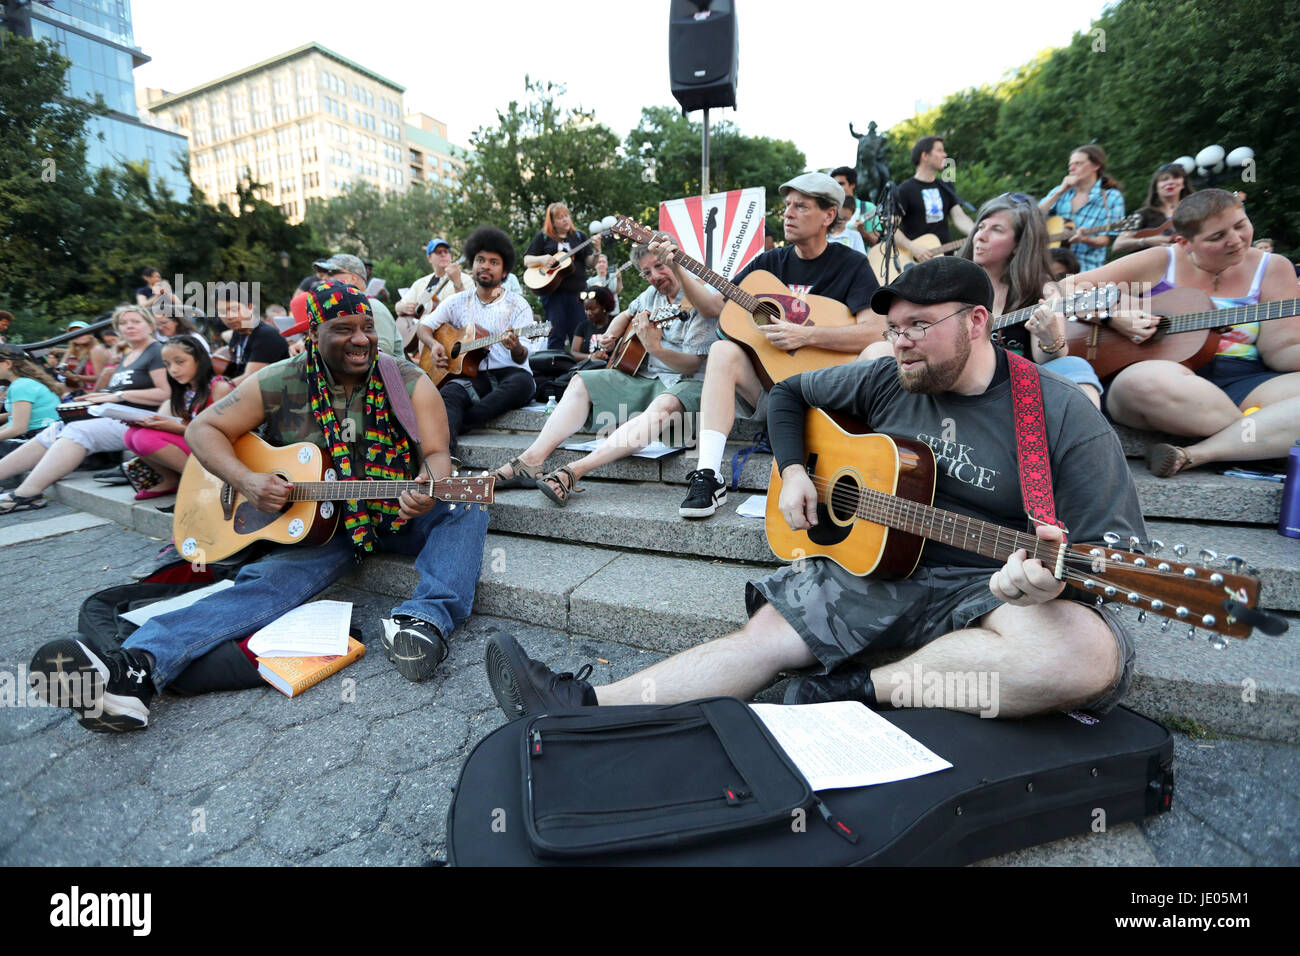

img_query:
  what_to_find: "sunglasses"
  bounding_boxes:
[999,192,1034,205]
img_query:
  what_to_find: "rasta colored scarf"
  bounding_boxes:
[303,335,414,553]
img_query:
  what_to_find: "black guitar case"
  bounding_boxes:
[446,700,1173,866]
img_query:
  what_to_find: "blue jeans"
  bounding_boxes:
[125,501,489,691]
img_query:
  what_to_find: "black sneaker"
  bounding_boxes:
[484,634,596,719]
[679,468,727,518]
[783,664,880,707]
[28,639,154,732]
[380,615,448,682]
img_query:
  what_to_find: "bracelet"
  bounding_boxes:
[1040,334,1068,354]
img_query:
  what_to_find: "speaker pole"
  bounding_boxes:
[701,108,711,201]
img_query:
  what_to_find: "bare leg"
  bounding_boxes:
[566,393,685,481]
[141,443,188,490]
[496,375,592,478]
[698,340,764,436]
[1106,360,1243,435]
[0,438,51,482]
[594,603,816,705]
[14,438,86,497]
[869,600,1120,718]
[1078,383,1101,410]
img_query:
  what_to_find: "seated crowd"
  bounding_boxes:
[8,138,1298,738]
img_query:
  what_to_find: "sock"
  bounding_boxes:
[696,429,727,476]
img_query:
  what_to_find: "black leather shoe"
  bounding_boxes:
[484,634,596,719]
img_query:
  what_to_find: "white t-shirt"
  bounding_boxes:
[421,287,535,372]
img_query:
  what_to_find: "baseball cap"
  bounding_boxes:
[426,238,450,256]
[870,256,994,315]
[778,172,844,210]
[312,253,367,278]
[66,320,91,330]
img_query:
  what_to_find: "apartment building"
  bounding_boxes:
[406,112,469,191]
[146,42,409,222]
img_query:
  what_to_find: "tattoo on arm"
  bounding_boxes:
[211,391,242,416]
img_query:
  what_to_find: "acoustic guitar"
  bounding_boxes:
[611,217,859,390]
[1063,287,1300,380]
[418,321,550,386]
[173,433,495,563]
[523,228,611,295]
[765,409,1275,640]
[604,308,691,376]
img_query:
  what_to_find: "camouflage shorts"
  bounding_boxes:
[747,558,1136,715]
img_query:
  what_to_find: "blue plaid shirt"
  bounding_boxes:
[1045,180,1125,271]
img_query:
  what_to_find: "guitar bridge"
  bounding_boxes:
[220,482,235,521]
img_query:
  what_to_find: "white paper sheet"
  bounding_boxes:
[736,493,768,518]
[120,579,236,626]
[89,403,180,424]
[750,701,952,791]
[560,439,684,460]
[365,277,386,296]
[246,600,352,658]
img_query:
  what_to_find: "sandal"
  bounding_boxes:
[537,465,583,507]
[0,491,47,515]
[492,456,541,490]
[1146,443,1193,478]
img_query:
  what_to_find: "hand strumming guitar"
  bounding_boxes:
[758,319,814,351]
[777,463,819,530]
[239,473,295,513]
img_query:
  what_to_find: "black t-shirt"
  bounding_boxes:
[134,285,154,302]
[895,177,960,243]
[735,242,879,315]
[227,321,289,379]
[572,317,610,354]
[526,232,591,296]
[1134,206,1173,232]
[106,341,165,409]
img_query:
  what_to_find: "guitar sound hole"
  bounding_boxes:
[827,476,859,523]
[753,301,781,326]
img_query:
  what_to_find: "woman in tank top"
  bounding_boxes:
[1058,189,1299,477]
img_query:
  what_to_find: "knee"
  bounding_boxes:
[709,340,745,377]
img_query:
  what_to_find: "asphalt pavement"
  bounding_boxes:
[1,514,1296,866]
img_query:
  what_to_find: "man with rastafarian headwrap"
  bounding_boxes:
[29,280,489,733]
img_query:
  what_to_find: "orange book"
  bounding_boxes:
[257,637,366,698]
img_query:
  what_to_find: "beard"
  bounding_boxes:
[474,271,501,290]
[895,325,971,394]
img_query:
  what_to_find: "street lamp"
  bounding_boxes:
[1173,144,1254,190]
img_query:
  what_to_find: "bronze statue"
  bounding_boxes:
[849,121,891,204]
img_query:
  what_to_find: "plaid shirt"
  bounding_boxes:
[1045,180,1126,271]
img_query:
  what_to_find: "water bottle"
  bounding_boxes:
[544,396,557,416]
[1280,440,1300,538]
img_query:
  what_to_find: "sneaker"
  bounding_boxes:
[679,468,727,518]
[380,615,448,682]
[782,664,879,707]
[28,639,154,732]
[484,634,596,719]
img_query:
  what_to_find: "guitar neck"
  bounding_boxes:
[287,478,486,503]
[1160,297,1300,336]
[670,250,759,312]
[462,322,548,351]
[853,484,1057,568]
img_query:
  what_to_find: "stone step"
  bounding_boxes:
[47,475,1300,611]
[459,432,1286,525]
[355,536,1300,744]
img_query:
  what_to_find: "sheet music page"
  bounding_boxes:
[750,702,952,791]
[736,493,767,518]
[89,403,180,424]
[561,439,683,459]
[121,580,235,626]
[246,601,352,658]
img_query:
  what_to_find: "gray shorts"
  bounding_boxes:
[747,559,1136,715]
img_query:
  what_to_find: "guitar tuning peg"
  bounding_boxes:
[1186,627,1196,640]
[1127,536,1142,552]
[447,503,456,510]
[1159,619,1170,632]
[1137,611,1147,623]
[1108,604,1121,615]
[1225,554,1245,572]
[1172,544,1188,558]
[1148,539,1164,555]
[452,470,460,477]
[1103,532,1121,547]
[1208,634,1228,650]
[1199,548,1217,568]
[479,503,487,511]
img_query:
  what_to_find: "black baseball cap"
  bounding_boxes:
[870,256,994,315]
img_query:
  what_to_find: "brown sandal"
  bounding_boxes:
[492,456,541,489]
[1146,443,1193,478]
[537,465,582,506]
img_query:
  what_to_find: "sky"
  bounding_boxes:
[129,0,1116,172]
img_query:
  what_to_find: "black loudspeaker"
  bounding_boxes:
[668,0,738,114]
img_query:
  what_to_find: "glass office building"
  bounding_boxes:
[23,1,190,198]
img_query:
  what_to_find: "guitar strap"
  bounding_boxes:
[376,353,422,459]
[1006,351,1064,530]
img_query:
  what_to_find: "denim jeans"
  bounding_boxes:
[125,500,489,691]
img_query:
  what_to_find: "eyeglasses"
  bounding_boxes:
[999,192,1034,205]
[882,305,974,343]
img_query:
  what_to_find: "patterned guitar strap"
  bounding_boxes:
[1006,351,1065,532]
